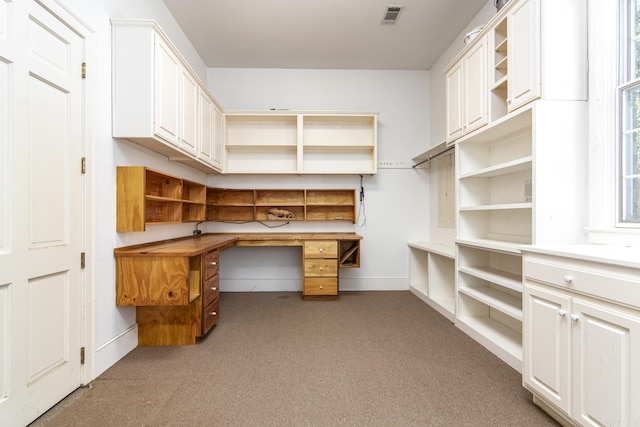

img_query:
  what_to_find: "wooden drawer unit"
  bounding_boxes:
[201,297,220,336]
[303,259,338,277]
[203,249,219,279]
[303,240,338,258]
[303,278,338,296]
[203,274,219,307]
[303,240,338,300]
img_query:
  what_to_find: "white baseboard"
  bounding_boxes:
[93,324,138,378]
[220,277,409,292]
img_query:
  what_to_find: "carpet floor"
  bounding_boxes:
[30,291,558,427]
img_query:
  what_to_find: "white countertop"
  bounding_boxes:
[519,244,640,269]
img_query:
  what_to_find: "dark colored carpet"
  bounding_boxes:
[31,291,558,427]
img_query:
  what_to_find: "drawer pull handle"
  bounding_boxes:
[211,261,217,266]
[319,267,324,271]
[570,314,579,322]
[211,311,217,316]
[563,275,573,283]
[320,285,323,289]
[211,287,217,291]
[557,309,566,317]
[319,248,324,252]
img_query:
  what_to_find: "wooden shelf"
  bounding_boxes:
[205,188,357,223]
[117,167,207,231]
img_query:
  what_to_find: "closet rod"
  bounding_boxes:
[412,145,455,168]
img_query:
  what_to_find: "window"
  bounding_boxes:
[620,0,640,223]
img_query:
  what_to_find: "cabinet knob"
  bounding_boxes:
[319,248,324,252]
[211,261,217,266]
[570,314,579,322]
[211,311,217,316]
[211,287,217,291]
[557,309,566,317]
[319,285,323,289]
[563,275,573,284]
[319,267,323,271]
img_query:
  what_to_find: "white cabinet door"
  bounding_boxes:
[572,299,640,427]
[212,105,223,171]
[445,60,464,142]
[180,68,199,155]
[154,35,181,146]
[508,0,539,111]
[463,37,488,134]
[198,89,214,165]
[523,284,571,415]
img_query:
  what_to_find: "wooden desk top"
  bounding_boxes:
[114,232,362,257]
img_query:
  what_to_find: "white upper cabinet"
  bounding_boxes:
[446,0,587,142]
[198,89,223,170]
[111,19,223,173]
[445,35,488,142]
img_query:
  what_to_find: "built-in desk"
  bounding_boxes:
[114,233,362,345]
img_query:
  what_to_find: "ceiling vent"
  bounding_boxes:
[382,5,403,24]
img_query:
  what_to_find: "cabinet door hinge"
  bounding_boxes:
[81,157,86,174]
[80,252,86,269]
[80,347,85,364]
[81,62,86,79]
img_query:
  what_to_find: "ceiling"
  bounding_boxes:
[162,0,489,71]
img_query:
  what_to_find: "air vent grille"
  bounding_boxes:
[382,5,403,24]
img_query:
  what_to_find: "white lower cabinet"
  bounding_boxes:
[523,251,640,426]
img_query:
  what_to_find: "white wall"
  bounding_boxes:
[206,68,430,291]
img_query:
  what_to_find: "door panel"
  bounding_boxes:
[0,1,85,425]
[572,299,640,427]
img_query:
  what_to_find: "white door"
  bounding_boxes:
[0,1,85,425]
[463,36,487,134]
[508,0,539,111]
[154,35,181,146]
[523,284,571,415]
[180,68,199,156]
[571,299,640,427]
[445,60,464,142]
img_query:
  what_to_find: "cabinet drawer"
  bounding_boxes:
[203,274,219,307]
[304,278,338,296]
[203,250,219,279]
[524,258,640,308]
[303,259,337,277]
[202,297,219,335]
[303,240,337,259]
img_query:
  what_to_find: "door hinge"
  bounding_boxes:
[80,347,85,365]
[80,252,86,269]
[81,62,86,79]
[81,157,86,174]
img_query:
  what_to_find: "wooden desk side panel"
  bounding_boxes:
[116,257,190,306]
[137,302,200,345]
[116,167,146,232]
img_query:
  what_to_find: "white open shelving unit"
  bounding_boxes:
[223,111,378,174]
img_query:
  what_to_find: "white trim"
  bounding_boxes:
[94,325,138,378]
[220,277,409,292]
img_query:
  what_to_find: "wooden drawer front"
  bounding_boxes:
[304,240,338,259]
[524,258,640,308]
[203,274,219,307]
[304,278,338,296]
[202,297,219,335]
[203,250,219,279]
[304,259,337,277]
